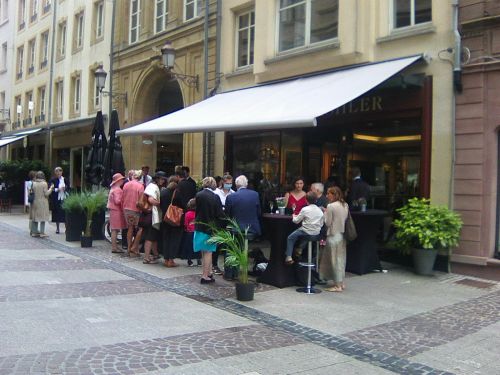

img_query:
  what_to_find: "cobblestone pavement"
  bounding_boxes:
[1,219,500,374]
[0,279,161,302]
[0,259,105,272]
[342,290,500,357]
[0,325,303,375]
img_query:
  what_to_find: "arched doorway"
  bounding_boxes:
[133,68,184,175]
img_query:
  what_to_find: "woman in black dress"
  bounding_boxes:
[160,175,183,267]
[49,167,70,234]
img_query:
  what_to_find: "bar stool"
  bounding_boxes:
[296,239,321,294]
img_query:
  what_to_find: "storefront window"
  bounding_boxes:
[231,131,280,190]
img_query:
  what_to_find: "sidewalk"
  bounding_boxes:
[0,208,499,374]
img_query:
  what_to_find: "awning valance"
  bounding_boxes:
[117,55,422,136]
[0,136,24,148]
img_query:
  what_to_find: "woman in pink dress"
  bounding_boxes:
[285,177,307,215]
[107,173,126,253]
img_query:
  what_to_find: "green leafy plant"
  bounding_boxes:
[205,218,250,284]
[393,198,463,251]
[61,193,84,213]
[80,189,108,237]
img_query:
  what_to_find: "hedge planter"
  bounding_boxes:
[65,212,85,242]
[81,235,93,248]
[65,210,105,242]
[412,248,438,276]
[235,282,255,301]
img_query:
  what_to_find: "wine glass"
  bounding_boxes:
[291,203,296,213]
[268,201,274,213]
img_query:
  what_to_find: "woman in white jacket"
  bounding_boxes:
[320,186,349,292]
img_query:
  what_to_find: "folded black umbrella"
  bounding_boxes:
[103,109,125,187]
[85,111,108,186]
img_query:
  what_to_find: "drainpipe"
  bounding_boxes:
[450,0,461,210]
[45,0,58,167]
[108,0,117,118]
[202,0,211,176]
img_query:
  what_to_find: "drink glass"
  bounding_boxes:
[269,201,274,213]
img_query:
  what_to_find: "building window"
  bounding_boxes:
[155,0,168,33]
[0,0,7,23]
[0,91,6,121]
[57,21,66,58]
[40,30,48,69]
[14,95,21,126]
[18,0,25,30]
[41,0,50,14]
[393,0,431,29]
[184,0,203,21]
[28,38,35,75]
[129,0,140,44]
[37,86,45,122]
[55,80,63,117]
[74,12,84,50]
[93,74,100,108]
[30,0,37,22]
[16,46,23,79]
[1,42,7,71]
[278,0,338,52]
[72,75,80,113]
[236,10,255,68]
[94,1,104,39]
[25,91,33,124]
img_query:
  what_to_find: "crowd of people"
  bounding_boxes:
[25,163,369,290]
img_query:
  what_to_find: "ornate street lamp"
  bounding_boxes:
[94,65,128,105]
[160,41,199,91]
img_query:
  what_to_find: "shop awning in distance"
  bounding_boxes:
[117,55,422,136]
[0,128,44,148]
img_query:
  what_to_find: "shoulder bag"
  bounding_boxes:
[28,187,35,204]
[163,190,184,226]
[344,209,357,242]
[136,193,151,213]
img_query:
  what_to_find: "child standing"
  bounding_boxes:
[180,198,201,266]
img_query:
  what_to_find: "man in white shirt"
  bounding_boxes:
[214,174,234,208]
[285,191,324,265]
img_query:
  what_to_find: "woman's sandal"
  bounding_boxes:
[324,286,343,292]
[112,250,125,254]
[143,258,158,264]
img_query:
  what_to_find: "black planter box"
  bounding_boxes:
[65,210,105,242]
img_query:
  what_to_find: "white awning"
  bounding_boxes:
[117,55,422,136]
[0,136,24,147]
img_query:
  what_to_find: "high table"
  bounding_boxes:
[258,213,298,288]
[346,209,388,275]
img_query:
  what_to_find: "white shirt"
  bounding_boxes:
[144,183,161,229]
[292,204,324,235]
[214,187,234,207]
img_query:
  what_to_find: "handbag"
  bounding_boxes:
[136,193,151,213]
[344,210,357,242]
[28,188,35,204]
[163,190,183,227]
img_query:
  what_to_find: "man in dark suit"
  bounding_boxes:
[182,166,197,191]
[175,166,197,209]
[225,175,262,239]
[348,167,370,206]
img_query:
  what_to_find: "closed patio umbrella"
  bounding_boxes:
[103,110,126,187]
[85,111,108,186]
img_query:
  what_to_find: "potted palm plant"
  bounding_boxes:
[80,189,108,248]
[393,198,462,275]
[207,218,254,301]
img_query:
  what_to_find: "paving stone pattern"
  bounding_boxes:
[0,221,473,374]
[0,279,161,302]
[0,325,303,375]
[342,290,500,358]
[0,259,105,272]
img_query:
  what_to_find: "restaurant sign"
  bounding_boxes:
[334,95,383,115]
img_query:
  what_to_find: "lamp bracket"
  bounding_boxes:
[100,90,128,105]
[165,69,199,91]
